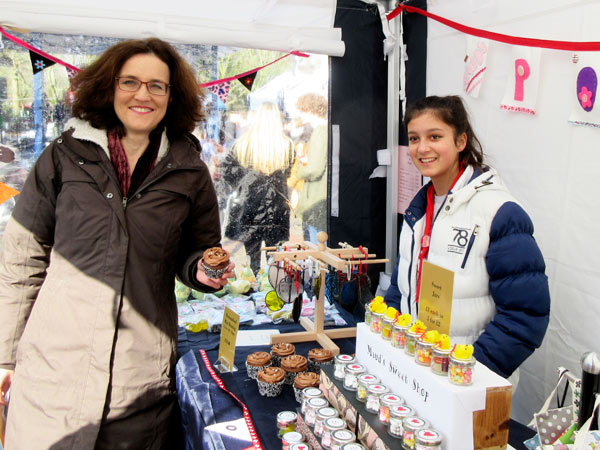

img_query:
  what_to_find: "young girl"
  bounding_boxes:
[385,95,550,379]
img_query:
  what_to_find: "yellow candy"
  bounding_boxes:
[453,344,474,360]
[395,313,412,327]
[409,320,427,334]
[385,306,398,320]
[437,334,451,350]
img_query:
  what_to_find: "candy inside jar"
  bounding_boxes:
[370,311,383,334]
[343,363,366,391]
[402,416,428,450]
[356,373,379,403]
[333,354,355,380]
[414,338,434,366]
[404,329,421,357]
[381,315,394,340]
[391,323,409,349]
[365,384,389,414]
[448,353,475,386]
[388,404,414,439]
[378,393,404,425]
[431,345,450,376]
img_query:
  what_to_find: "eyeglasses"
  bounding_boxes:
[115,77,170,96]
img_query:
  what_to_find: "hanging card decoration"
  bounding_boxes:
[208,81,231,104]
[568,53,600,128]
[29,50,56,74]
[463,37,489,98]
[500,47,541,115]
[237,72,257,91]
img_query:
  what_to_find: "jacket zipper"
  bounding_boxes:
[461,224,480,269]
[122,197,128,209]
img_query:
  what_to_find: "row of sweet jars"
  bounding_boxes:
[365,297,475,386]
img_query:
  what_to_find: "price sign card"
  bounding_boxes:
[418,261,454,335]
[216,307,240,373]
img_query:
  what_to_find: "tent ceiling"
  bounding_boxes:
[0,0,345,56]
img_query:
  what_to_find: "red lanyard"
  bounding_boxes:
[415,166,466,303]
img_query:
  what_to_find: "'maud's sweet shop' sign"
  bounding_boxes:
[354,323,511,450]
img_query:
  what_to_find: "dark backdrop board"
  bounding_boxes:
[329,0,388,293]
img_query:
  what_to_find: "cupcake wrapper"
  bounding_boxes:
[293,386,304,403]
[201,260,227,279]
[283,369,307,385]
[308,359,333,374]
[246,361,272,380]
[257,379,284,397]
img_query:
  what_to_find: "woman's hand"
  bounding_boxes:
[0,368,13,406]
[195,260,236,290]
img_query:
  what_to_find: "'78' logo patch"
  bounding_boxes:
[448,226,473,254]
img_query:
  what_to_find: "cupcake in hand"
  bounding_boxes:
[256,367,286,397]
[201,247,230,278]
[307,348,334,373]
[293,371,320,403]
[281,354,308,385]
[246,351,272,380]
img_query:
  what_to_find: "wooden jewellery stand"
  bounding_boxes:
[267,232,388,355]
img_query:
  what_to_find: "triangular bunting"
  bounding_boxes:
[65,66,78,79]
[0,182,19,205]
[29,50,56,74]
[237,72,257,91]
[208,81,231,104]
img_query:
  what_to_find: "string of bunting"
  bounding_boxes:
[0,26,309,104]
[387,4,600,51]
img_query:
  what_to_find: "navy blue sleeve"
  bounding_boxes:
[384,256,402,310]
[474,201,550,378]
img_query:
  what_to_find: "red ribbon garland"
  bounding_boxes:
[198,349,264,450]
[387,4,600,51]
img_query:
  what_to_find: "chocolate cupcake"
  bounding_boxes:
[256,366,285,397]
[201,247,230,278]
[245,351,272,380]
[293,371,321,403]
[280,354,308,385]
[307,348,334,373]
[270,342,295,367]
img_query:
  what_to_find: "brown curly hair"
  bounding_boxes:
[296,93,328,119]
[70,38,205,140]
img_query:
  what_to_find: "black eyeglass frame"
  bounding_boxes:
[115,77,171,96]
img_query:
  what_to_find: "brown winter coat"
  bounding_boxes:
[0,119,221,449]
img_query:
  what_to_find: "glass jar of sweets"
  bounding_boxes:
[378,393,404,425]
[381,315,394,340]
[365,384,389,414]
[282,431,305,450]
[343,363,366,391]
[364,305,372,326]
[322,417,347,449]
[277,411,298,438]
[331,429,356,450]
[301,387,324,415]
[388,404,414,438]
[333,354,355,380]
[356,373,379,402]
[415,428,443,450]
[289,443,311,450]
[448,354,475,386]
[404,329,421,357]
[402,417,428,450]
[414,338,434,366]
[341,444,366,450]
[304,397,329,427]
[314,407,338,438]
[391,323,409,349]
[431,346,450,376]
[370,311,383,334]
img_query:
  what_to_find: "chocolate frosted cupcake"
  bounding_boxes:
[201,247,230,278]
[270,342,295,367]
[281,354,308,385]
[246,351,272,380]
[307,348,334,373]
[293,371,320,403]
[256,367,285,397]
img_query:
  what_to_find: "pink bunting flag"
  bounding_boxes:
[569,53,600,128]
[463,37,489,98]
[500,47,541,115]
[208,82,231,104]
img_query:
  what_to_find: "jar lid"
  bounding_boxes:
[450,353,475,363]
[367,384,389,394]
[417,337,434,346]
[282,431,304,443]
[383,315,394,322]
[390,404,414,418]
[332,429,356,443]
[432,345,451,355]
[357,373,379,384]
[302,387,323,398]
[334,354,355,363]
[402,416,428,431]
[289,444,310,450]
[380,393,404,407]
[371,311,383,317]
[392,322,409,329]
[344,363,366,375]
[306,397,328,408]
[415,429,443,445]
[341,444,366,450]
[277,411,298,423]
[316,407,339,419]
[406,329,423,337]
[324,417,346,430]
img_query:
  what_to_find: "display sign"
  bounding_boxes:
[418,261,454,335]
[217,307,240,372]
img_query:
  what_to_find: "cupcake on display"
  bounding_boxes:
[307,348,334,373]
[281,354,308,384]
[256,366,286,397]
[293,371,321,403]
[245,351,272,379]
[271,342,295,367]
[201,247,230,278]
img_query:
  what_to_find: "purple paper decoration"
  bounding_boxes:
[577,67,597,112]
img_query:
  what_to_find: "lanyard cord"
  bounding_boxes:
[415,165,466,304]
